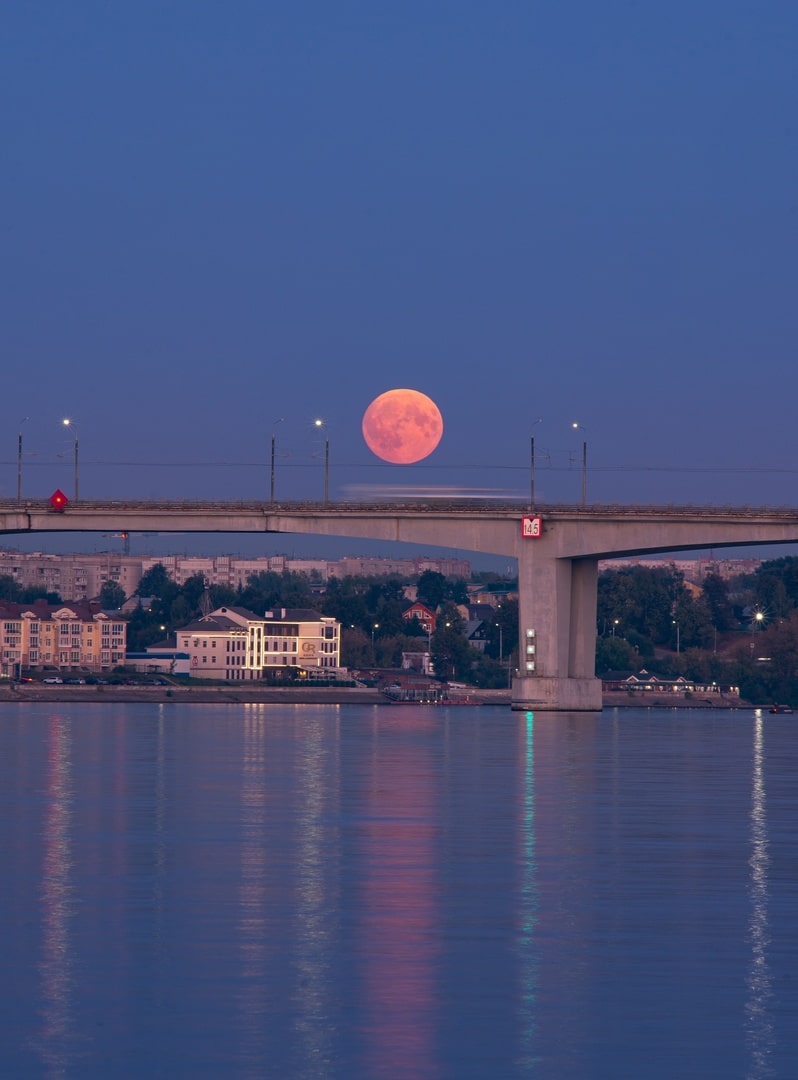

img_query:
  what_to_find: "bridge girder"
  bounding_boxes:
[5,500,798,713]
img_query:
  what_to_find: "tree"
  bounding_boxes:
[181,574,208,612]
[417,570,447,610]
[365,576,406,609]
[99,580,126,610]
[597,565,687,646]
[755,557,798,616]
[430,603,470,681]
[138,563,172,598]
[701,573,737,633]
[595,636,639,674]
[671,590,714,650]
[0,574,22,601]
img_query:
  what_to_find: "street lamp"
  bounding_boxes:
[314,418,329,504]
[62,418,79,500]
[270,417,284,505]
[371,623,380,653]
[530,418,543,509]
[751,610,765,638]
[17,416,29,503]
[672,619,680,654]
[571,422,587,505]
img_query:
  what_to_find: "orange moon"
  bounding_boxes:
[362,389,444,464]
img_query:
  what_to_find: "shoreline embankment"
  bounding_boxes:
[0,685,757,709]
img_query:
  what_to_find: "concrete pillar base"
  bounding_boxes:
[511,676,602,713]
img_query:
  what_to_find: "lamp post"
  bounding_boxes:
[496,621,511,687]
[63,418,79,500]
[270,417,284,505]
[371,623,380,659]
[530,418,543,509]
[571,422,587,505]
[17,416,29,503]
[672,619,680,654]
[314,418,329,504]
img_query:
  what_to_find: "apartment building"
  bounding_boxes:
[176,605,341,681]
[330,555,471,578]
[0,548,475,603]
[0,550,143,601]
[0,601,127,676]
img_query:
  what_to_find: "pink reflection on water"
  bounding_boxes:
[357,713,441,1079]
[36,713,80,1074]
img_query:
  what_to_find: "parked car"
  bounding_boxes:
[43,677,63,684]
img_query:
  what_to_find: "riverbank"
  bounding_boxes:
[602,691,754,710]
[0,684,759,708]
[0,683,390,705]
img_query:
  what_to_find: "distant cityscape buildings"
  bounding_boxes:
[0,548,473,604]
[0,547,767,608]
[598,556,762,584]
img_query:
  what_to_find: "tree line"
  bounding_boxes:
[597,557,798,705]
[10,554,798,703]
[127,564,518,689]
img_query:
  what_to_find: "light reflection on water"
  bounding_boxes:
[747,711,774,1079]
[516,711,539,1072]
[1,702,797,1078]
[356,709,441,1080]
[35,712,81,1077]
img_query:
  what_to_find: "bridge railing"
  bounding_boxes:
[3,497,798,518]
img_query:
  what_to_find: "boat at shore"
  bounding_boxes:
[769,704,794,714]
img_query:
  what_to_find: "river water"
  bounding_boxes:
[2,701,797,1079]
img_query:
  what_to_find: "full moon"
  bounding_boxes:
[361,389,444,464]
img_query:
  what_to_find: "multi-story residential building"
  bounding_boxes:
[330,555,471,579]
[0,550,143,602]
[0,601,127,676]
[176,606,341,681]
[0,548,475,603]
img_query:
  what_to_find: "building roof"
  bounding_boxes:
[262,607,325,621]
[179,615,244,634]
[0,599,117,621]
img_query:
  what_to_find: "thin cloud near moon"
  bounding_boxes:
[361,389,444,464]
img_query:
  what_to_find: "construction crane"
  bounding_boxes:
[102,532,131,555]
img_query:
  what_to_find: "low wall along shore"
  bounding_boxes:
[0,684,754,708]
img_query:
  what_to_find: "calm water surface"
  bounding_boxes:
[2,702,797,1078]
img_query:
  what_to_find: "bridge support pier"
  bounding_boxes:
[511,548,602,712]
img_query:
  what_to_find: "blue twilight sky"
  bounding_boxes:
[2,2,797,564]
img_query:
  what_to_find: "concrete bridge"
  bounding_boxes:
[4,497,798,711]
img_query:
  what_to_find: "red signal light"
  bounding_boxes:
[49,489,69,512]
